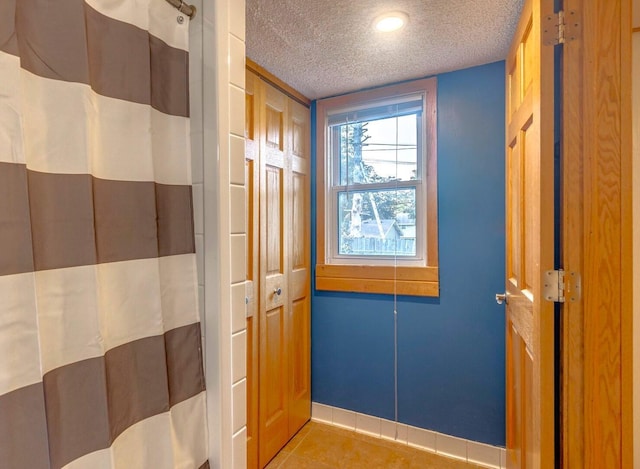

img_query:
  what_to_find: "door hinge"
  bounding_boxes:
[543,10,581,46]
[543,269,581,303]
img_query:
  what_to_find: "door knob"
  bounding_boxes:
[273,287,282,296]
[495,293,507,305]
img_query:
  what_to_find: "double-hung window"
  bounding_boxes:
[315,78,439,296]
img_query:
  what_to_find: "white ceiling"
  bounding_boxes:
[246,0,525,100]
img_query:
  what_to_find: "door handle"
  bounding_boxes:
[495,293,507,305]
[273,287,282,296]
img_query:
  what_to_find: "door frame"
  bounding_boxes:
[561,0,633,466]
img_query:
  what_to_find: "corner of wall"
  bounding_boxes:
[200,0,247,468]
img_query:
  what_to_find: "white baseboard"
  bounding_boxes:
[311,402,507,469]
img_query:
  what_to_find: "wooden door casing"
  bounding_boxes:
[504,0,555,467]
[561,0,633,466]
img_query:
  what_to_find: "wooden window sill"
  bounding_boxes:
[315,264,439,297]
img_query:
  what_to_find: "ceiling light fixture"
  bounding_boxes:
[374,12,409,32]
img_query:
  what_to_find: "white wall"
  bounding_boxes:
[186,0,210,460]
[188,0,205,363]
[196,1,247,468]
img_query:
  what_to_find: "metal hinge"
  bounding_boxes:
[543,269,581,303]
[543,10,581,46]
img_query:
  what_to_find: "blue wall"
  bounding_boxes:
[310,61,507,446]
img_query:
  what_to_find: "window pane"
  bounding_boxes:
[327,97,422,126]
[338,114,418,185]
[338,189,416,256]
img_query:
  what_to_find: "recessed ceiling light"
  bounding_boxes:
[374,12,409,32]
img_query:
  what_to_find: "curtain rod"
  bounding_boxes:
[165,0,196,19]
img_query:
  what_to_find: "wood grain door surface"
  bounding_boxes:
[260,81,290,466]
[504,0,555,466]
[245,70,311,469]
[245,70,260,469]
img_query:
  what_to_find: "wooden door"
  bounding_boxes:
[246,68,311,468]
[245,71,260,469]
[504,0,555,467]
[286,97,311,435]
[258,83,289,466]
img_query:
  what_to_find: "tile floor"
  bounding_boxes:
[265,421,486,469]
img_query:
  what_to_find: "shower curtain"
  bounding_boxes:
[0,1,208,468]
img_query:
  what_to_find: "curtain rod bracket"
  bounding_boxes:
[165,0,196,20]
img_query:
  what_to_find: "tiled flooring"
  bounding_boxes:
[265,421,486,469]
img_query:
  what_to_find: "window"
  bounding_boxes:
[316,78,439,296]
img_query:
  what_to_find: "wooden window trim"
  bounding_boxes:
[315,78,439,296]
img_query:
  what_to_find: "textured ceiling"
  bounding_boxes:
[246,0,525,100]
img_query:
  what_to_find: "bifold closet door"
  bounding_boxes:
[259,83,290,465]
[245,70,311,469]
[286,98,311,435]
[245,71,260,469]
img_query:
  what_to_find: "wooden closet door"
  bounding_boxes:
[245,71,260,469]
[259,84,290,467]
[286,98,311,434]
[246,69,311,468]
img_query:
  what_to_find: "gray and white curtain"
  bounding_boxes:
[0,1,208,467]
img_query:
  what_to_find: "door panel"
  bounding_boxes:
[506,324,523,469]
[265,167,283,275]
[507,138,521,285]
[264,305,286,431]
[292,174,305,268]
[266,107,284,151]
[524,347,534,469]
[260,162,288,446]
[260,85,289,467]
[504,0,555,467]
[247,69,311,468]
[245,72,259,469]
[287,99,310,434]
[289,298,310,428]
[522,121,536,292]
[521,21,534,96]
